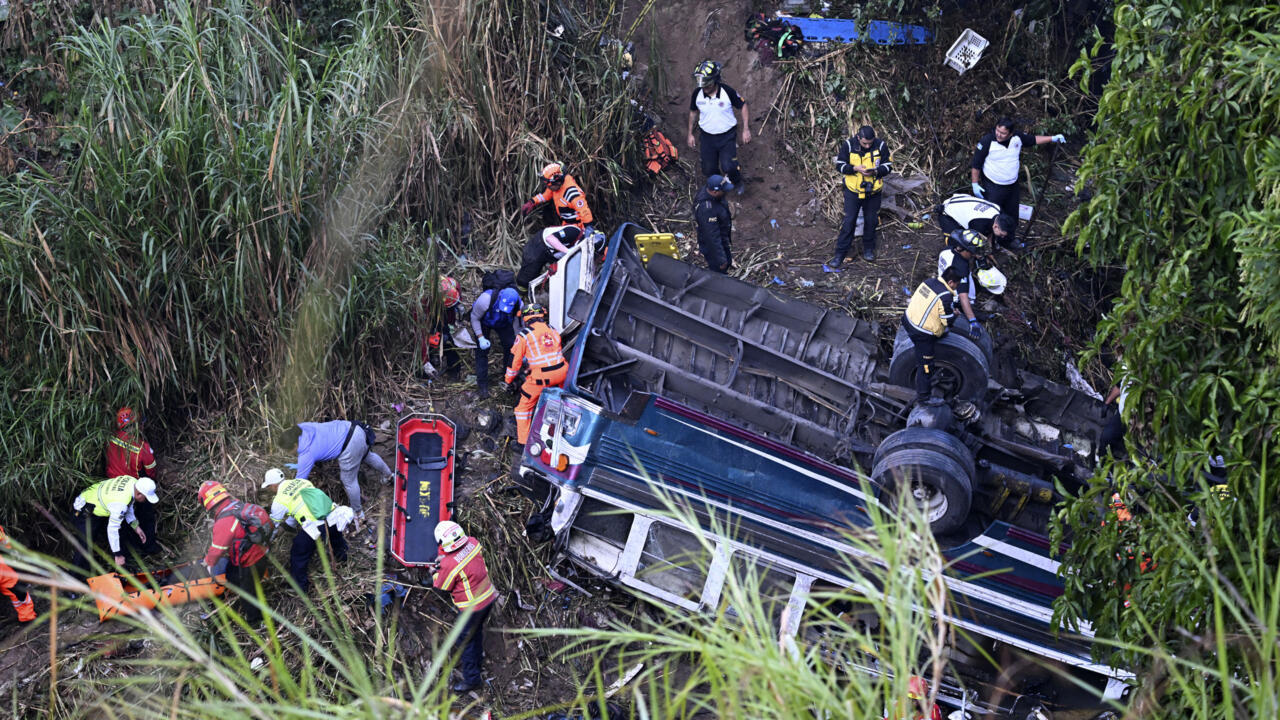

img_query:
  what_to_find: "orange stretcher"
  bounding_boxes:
[87,561,228,622]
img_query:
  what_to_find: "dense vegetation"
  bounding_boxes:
[0,0,643,521]
[1054,1,1280,715]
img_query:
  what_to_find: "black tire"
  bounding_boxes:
[890,327,990,402]
[872,428,974,534]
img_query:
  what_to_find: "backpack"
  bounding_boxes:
[744,13,804,59]
[216,500,275,558]
[299,487,334,520]
[641,128,678,175]
[481,269,517,292]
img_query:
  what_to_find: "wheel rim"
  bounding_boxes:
[911,479,950,522]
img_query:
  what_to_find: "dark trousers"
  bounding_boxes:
[834,187,882,257]
[288,525,347,593]
[980,175,1020,245]
[699,129,741,185]
[698,233,733,273]
[456,603,492,685]
[517,235,557,290]
[1099,412,1127,458]
[474,323,517,393]
[132,501,160,555]
[225,560,265,625]
[906,327,939,400]
[70,510,146,578]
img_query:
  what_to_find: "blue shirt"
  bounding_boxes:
[295,421,354,479]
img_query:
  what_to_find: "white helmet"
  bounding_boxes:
[434,520,467,553]
[976,266,1007,295]
[263,468,285,490]
[134,476,159,503]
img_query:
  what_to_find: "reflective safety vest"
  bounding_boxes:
[276,478,322,524]
[531,175,594,226]
[904,277,954,337]
[433,536,497,611]
[842,138,892,198]
[505,321,564,383]
[79,476,138,517]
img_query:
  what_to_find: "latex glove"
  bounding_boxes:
[114,554,126,566]
[1051,133,1066,144]
[521,201,535,216]
[969,320,984,339]
[478,337,491,350]
[971,182,984,198]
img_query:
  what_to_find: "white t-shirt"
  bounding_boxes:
[690,84,744,135]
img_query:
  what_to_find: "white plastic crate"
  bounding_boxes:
[945,29,989,75]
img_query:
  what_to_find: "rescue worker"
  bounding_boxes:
[885,675,943,720]
[936,229,992,339]
[687,60,750,194]
[504,304,567,446]
[419,275,463,379]
[936,193,1015,249]
[902,267,963,404]
[277,418,393,521]
[516,224,583,291]
[827,125,894,268]
[970,118,1065,248]
[70,475,160,576]
[470,285,523,399]
[0,526,36,625]
[263,469,353,594]
[521,163,594,230]
[428,520,496,694]
[199,481,272,626]
[105,407,161,556]
[693,174,734,273]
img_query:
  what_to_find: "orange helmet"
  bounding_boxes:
[907,675,929,700]
[541,163,565,186]
[198,480,231,510]
[116,407,135,429]
[440,276,460,308]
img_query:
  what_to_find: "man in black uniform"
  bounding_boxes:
[826,125,893,269]
[970,118,1065,248]
[693,174,734,273]
[902,266,963,403]
[516,224,583,290]
[687,60,750,194]
[937,193,1016,249]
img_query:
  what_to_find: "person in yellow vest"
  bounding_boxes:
[70,475,159,576]
[826,125,894,269]
[0,526,37,624]
[427,520,497,693]
[262,469,352,593]
[902,266,962,404]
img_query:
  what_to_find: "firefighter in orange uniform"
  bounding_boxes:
[429,520,497,694]
[0,526,37,625]
[503,304,567,445]
[521,163,594,230]
[106,407,161,555]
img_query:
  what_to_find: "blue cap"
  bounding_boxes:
[706,174,734,192]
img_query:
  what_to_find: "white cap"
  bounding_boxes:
[263,468,285,490]
[134,476,159,503]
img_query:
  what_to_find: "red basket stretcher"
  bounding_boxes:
[392,414,456,567]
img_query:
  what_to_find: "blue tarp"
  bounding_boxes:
[783,16,932,45]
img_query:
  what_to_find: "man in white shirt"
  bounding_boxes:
[687,60,751,195]
[970,118,1065,248]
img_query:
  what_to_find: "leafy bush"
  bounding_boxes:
[1054,1,1280,715]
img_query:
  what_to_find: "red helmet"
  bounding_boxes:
[116,407,135,429]
[541,163,565,187]
[440,276,460,308]
[198,480,231,510]
[907,675,929,700]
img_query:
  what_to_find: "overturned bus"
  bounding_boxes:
[517,224,1130,717]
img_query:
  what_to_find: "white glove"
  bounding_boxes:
[421,361,437,378]
[478,337,491,350]
[327,505,356,532]
[971,182,984,198]
[1051,133,1066,144]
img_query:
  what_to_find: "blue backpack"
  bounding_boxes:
[484,287,522,328]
